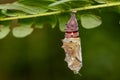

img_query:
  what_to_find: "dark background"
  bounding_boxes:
[0,0,120,80]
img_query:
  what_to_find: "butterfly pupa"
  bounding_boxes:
[62,12,82,74]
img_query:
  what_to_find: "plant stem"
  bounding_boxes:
[0,2,120,21]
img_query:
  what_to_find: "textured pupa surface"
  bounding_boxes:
[62,38,82,74]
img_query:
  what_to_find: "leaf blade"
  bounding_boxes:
[12,27,33,38]
[35,15,57,29]
[12,18,34,38]
[80,14,102,29]
[0,2,47,14]
[58,13,70,32]
[0,26,10,39]
[49,0,70,7]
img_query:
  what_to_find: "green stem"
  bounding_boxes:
[0,2,120,21]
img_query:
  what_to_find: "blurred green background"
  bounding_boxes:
[0,1,120,80]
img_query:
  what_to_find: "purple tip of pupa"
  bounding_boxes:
[66,12,78,32]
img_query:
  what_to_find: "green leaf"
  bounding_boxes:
[19,0,53,9]
[49,0,89,9]
[0,24,10,39]
[18,18,34,27]
[94,0,107,3]
[58,13,70,32]
[0,2,47,14]
[12,27,33,38]
[68,0,90,8]
[12,18,34,38]
[49,0,70,7]
[0,12,6,18]
[35,15,57,28]
[1,9,26,17]
[80,14,102,29]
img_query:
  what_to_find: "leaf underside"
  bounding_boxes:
[0,26,10,39]
[12,27,33,38]
[80,14,102,29]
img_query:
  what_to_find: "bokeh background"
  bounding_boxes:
[0,0,120,80]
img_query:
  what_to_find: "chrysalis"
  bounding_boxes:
[62,12,82,74]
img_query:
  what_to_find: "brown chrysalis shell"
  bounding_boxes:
[62,12,82,74]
